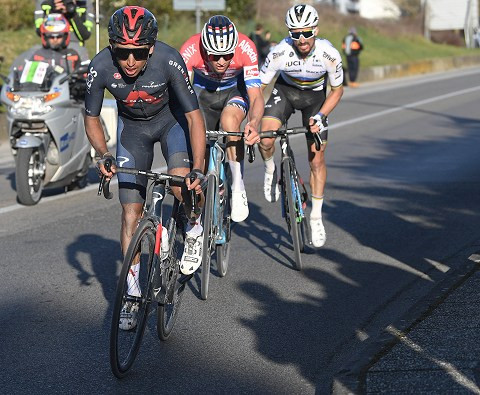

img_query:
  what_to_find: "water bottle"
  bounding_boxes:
[161,226,169,260]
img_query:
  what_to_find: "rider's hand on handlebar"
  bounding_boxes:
[185,168,204,194]
[243,122,261,146]
[309,113,329,150]
[97,152,116,179]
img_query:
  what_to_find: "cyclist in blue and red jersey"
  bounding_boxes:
[180,16,263,223]
[84,7,206,329]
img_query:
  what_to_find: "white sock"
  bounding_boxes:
[264,156,275,174]
[127,263,141,297]
[310,195,324,220]
[228,160,245,192]
[186,213,203,237]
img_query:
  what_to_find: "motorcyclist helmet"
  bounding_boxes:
[285,4,319,29]
[40,14,71,50]
[108,6,158,46]
[201,15,238,56]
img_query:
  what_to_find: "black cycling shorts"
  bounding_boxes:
[194,85,248,130]
[116,114,191,204]
[263,76,326,141]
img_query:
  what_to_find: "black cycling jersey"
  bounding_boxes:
[264,75,327,141]
[85,40,198,121]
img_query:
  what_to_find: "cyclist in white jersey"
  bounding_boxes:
[258,4,343,248]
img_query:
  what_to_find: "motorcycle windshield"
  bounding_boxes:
[15,60,59,92]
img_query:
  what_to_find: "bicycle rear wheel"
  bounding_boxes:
[157,211,186,340]
[283,160,303,271]
[110,219,156,378]
[201,174,216,300]
[216,166,231,277]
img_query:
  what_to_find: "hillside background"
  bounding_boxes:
[0,0,478,75]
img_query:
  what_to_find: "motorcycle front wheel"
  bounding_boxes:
[16,147,45,205]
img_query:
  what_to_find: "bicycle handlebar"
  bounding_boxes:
[206,130,256,163]
[260,127,322,151]
[97,161,187,200]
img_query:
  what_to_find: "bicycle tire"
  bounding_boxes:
[216,168,231,277]
[110,219,156,378]
[157,212,186,340]
[284,160,303,271]
[201,174,216,300]
[292,167,306,253]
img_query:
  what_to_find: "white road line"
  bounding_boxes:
[2,83,480,216]
[0,165,168,215]
[331,85,480,130]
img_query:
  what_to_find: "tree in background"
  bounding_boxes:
[0,0,35,31]
[393,0,422,17]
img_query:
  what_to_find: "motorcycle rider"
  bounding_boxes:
[32,14,80,72]
[35,0,93,61]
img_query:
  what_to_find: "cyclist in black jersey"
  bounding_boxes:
[84,7,206,329]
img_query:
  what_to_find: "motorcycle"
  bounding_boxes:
[0,53,96,205]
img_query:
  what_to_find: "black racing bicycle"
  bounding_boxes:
[98,164,198,378]
[260,126,320,270]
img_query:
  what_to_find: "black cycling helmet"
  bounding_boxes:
[108,6,158,46]
[201,15,238,55]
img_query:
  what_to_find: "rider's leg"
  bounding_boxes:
[161,122,205,275]
[220,105,250,222]
[259,117,282,202]
[308,141,327,247]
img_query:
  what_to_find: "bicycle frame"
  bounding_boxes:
[206,131,237,245]
[278,135,306,225]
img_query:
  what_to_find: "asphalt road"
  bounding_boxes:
[1,67,480,393]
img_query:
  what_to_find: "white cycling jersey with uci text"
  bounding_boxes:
[260,37,344,91]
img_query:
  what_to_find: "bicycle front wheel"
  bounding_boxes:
[157,211,186,340]
[216,167,231,277]
[110,219,156,378]
[284,160,303,271]
[201,174,216,300]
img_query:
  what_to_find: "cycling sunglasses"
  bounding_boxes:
[289,29,316,40]
[113,46,151,61]
[207,53,234,62]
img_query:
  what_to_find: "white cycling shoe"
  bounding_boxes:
[310,218,326,248]
[264,169,280,203]
[180,232,203,275]
[119,301,139,331]
[231,191,249,222]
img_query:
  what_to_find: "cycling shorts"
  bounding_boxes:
[194,85,248,130]
[116,115,191,204]
[263,76,327,142]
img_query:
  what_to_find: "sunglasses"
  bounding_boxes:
[113,46,151,61]
[289,29,316,40]
[207,53,234,62]
[47,34,64,39]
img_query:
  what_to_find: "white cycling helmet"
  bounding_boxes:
[285,4,319,29]
[201,15,239,55]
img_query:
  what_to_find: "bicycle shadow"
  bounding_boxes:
[65,233,122,329]
[235,201,301,269]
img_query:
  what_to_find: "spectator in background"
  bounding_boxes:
[35,0,94,61]
[473,27,480,48]
[342,27,363,88]
[249,24,271,67]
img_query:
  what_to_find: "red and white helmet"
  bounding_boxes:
[201,15,238,55]
[40,13,71,50]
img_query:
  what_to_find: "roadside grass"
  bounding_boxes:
[0,14,477,76]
